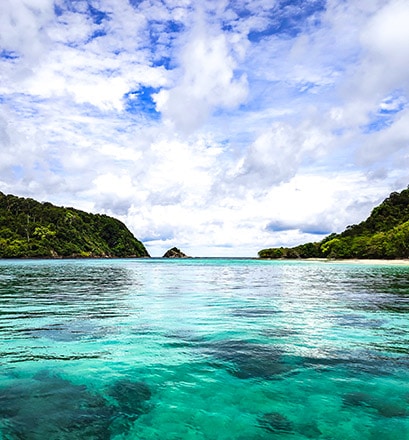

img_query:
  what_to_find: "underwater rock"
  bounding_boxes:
[343,392,373,408]
[343,392,409,418]
[298,422,322,438]
[0,372,154,439]
[108,379,152,419]
[257,411,294,434]
[205,339,292,379]
[0,372,113,440]
[377,402,409,418]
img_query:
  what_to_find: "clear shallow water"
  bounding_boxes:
[0,258,408,439]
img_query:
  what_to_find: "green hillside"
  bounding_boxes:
[259,187,409,260]
[0,192,150,258]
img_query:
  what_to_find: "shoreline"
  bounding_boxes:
[1,256,409,265]
[258,257,409,265]
[304,258,409,265]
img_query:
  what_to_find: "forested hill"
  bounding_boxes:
[0,192,150,258]
[259,186,409,260]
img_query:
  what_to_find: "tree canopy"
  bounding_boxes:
[0,192,149,258]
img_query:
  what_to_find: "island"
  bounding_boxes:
[259,186,409,260]
[162,247,189,258]
[0,192,150,258]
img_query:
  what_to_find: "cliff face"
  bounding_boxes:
[259,186,409,260]
[0,192,150,258]
[162,247,189,258]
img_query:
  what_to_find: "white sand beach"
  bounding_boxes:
[314,259,409,265]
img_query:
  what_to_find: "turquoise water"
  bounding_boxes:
[0,258,408,439]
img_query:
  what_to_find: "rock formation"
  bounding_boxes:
[162,247,189,258]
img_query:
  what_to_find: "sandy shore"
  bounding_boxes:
[305,258,409,265]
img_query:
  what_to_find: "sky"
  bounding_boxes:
[1,0,409,257]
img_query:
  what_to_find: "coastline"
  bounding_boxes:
[304,258,409,265]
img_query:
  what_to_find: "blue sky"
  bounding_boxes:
[1,0,409,257]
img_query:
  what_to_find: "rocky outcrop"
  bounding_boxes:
[162,247,189,258]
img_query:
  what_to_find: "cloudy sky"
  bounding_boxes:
[1,0,409,257]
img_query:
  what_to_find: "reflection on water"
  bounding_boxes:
[0,259,408,439]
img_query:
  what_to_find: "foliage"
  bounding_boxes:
[0,192,150,258]
[259,186,409,260]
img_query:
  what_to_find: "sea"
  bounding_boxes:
[0,258,408,439]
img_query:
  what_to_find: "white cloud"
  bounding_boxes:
[1,0,167,111]
[153,9,248,133]
[361,0,409,77]
[358,108,409,167]
[0,0,54,61]
[332,1,409,128]
[230,121,331,189]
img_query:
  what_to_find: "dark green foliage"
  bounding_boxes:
[258,242,323,259]
[258,247,284,259]
[0,192,150,258]
[259,186,409,260]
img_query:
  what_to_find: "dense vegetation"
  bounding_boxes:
[0,192,150,258]
[259,187,409,260]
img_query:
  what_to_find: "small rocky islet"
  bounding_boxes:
[162,247,190,258]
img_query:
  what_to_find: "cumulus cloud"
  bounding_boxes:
[230,121,331,189]
[153,9,248,132]
[360,0,409,92]
[358,108,409,167]
[327,2,409,123]
[0,0,54,61]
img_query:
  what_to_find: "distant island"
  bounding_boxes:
[0,192,150,258]
[162,247,189,258]
[259,186,409,260]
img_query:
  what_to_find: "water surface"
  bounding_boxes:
[0,259,408,439]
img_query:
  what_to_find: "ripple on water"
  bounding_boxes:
[1,259,409,439]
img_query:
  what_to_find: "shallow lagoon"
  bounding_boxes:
[0,258,408,439]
